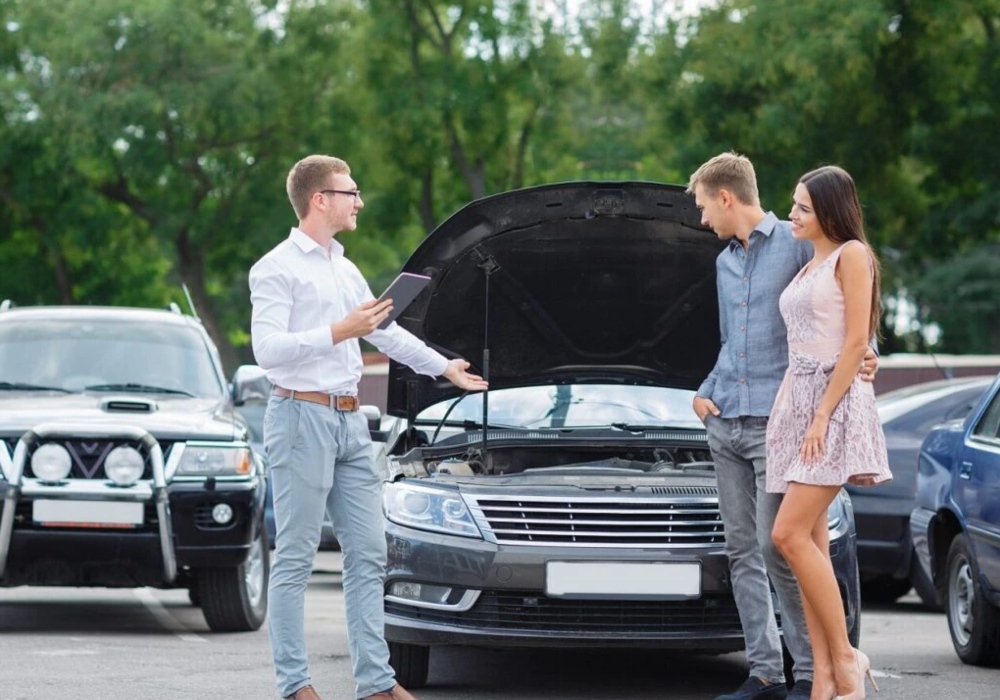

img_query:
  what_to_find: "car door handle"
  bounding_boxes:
[960,461,973,479]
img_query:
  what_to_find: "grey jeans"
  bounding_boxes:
[705,414,812,684]
[264,395,394,699]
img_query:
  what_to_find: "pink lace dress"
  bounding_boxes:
[766,241,892,493]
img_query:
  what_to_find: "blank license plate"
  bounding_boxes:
[32,500,144,528]
[545,561,701,599]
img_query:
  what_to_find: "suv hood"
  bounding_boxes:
[387,182,724,418]
[0,394,239,442]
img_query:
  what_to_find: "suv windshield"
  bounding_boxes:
[0,318,223,397]
[416,384,701,430]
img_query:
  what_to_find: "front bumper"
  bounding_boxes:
[909,506,935,587]
[385,520,744,651]
[385,502,861,651]
[0,425,264,587]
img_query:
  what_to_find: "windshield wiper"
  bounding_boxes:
[611,422,700,432]
[84,383,196,397]
[418,419,522,430]
[0,381,72,393]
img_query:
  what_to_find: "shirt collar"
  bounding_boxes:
[727,211,780,252]
[289,227,344,260]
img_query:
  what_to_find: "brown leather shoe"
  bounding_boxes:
[360,683,419,700]
[283,685,322,700]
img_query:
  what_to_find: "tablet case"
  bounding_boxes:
[376,272,432,329]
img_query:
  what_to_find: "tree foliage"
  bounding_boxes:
[1,0,999,365]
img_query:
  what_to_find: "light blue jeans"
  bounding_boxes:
[704,415,812,685]
[264,395,394,699]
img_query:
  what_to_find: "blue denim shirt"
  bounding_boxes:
[696,212,812,418]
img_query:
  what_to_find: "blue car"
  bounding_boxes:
[911,371,1000,666]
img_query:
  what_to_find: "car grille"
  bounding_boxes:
[16,439,175,481]
[468,491,724,548]
[386,589,742,635]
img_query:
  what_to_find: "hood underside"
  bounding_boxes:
[387,182,725,418]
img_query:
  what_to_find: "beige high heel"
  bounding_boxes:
[833,648,879,700]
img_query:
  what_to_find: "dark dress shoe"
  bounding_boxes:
[283,685,322,700]
[715,676,789,700]
[360,684,419,700]
[786,679,813,700]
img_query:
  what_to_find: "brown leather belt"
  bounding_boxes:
[272,386,359,411]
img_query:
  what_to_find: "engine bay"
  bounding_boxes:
[393,443,714,478]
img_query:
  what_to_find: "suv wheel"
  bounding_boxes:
[945,534,1000,666]
[198,526,270,632]
[388,641,430,689]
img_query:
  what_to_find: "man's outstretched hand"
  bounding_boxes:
[443,359,488,392]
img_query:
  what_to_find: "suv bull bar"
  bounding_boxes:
[0,423,176,582]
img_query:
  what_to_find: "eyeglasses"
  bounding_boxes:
[320,189,362,201]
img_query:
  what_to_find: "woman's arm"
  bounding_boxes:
[801,241,874,462]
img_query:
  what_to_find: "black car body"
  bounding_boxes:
[0,305,269,632]
[850,376,994,606]
[911,371,1000,666]
[376,182,861,688]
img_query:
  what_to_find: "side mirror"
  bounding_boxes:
[361,404,389,442]
[232,364,271,406]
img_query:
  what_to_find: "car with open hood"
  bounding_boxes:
[376,182,861,688]
[0,303,269,632]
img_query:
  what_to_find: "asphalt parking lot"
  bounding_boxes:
[0,552,997,700]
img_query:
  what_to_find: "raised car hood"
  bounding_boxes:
[387,182,725,418]
[0,394,238,442]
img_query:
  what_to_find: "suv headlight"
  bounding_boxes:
[105,446,144,486]
[175,444,252,477]
[828,491,849,531]
[31,443,72,482]
[383,482,481,538]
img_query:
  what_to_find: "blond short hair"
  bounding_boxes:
[286,155,351,219]
[686,152,760,206]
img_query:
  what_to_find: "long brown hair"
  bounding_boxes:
[799,165,882,338]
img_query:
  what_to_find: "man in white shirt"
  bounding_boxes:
[250,155,487,700]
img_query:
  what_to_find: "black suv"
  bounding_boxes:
[0,303,269,632]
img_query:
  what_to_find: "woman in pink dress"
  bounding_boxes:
[766,166,891,700]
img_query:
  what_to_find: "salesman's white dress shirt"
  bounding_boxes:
[249,228,448,394]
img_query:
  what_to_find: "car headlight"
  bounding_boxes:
[31,443,72,482]
[383,482,481,538]
[105,446,145,486]
[175,444,252,477]
[827,491,848,530]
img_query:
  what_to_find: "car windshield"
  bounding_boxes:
[0,318,224,397]
[416,384,701,430]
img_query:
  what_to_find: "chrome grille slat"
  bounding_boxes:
[490,528,718,538]
[481,507,719,515]
[487,517,722,527]
[468,493,725,548]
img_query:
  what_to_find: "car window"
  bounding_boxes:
[883,386,988,437]
[972,390,1000,442]
[0,318,223,397]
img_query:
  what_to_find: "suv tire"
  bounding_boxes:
[945,534,1000,666]
[198,526,270,632]
[388,641,430,689]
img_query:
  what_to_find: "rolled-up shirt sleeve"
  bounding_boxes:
[249,258,336,370]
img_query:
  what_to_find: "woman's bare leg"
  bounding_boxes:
[802,512,835,699]
[773,484,858,697]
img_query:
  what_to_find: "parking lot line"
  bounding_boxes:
[133,588,207,643]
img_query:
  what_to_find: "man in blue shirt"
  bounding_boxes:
[688,153,877,700]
